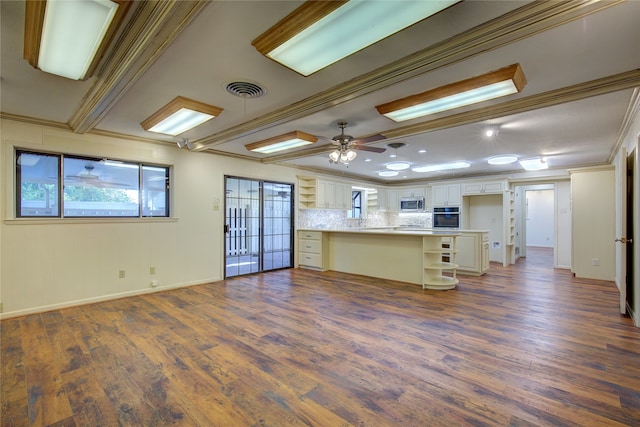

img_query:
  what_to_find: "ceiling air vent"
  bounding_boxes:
[225,81,266,98]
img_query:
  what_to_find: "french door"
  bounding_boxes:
[224,176,294,278]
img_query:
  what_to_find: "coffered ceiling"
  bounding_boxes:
[2,0,639,184]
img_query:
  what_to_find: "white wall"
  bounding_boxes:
[525,189,554,247]
[571,167,615,281]
[0,119,300,317]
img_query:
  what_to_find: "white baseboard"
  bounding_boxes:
[0,278,221,320]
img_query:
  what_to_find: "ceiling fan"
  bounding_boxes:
[65,164,131,189]
[323,121,386,164]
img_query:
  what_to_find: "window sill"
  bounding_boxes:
[4,217,179,225]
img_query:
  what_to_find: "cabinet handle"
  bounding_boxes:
[305,256,312,260]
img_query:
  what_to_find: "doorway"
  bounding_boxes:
[515,184,561,266]
[224,176,294,278]
[623,149,635,315]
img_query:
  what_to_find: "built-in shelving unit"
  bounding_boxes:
[297,176,317,209]
[422,235,458,290]
[504,188,516,265]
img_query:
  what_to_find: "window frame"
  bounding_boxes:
[15,149,171,219]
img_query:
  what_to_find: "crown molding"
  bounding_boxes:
[259,70,640,164]
[192,0,623,151]
[67,1,210,134]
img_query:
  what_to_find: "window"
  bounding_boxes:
[16,150,170,218]
[349,190,362,219]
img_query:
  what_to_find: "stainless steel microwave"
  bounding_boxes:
[400,197,425,212]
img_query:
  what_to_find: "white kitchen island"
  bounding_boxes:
[298,228,461,290]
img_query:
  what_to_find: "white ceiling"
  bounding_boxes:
[2,0,639,184]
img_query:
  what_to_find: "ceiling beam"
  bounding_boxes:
[192,0,623,151]
[67,1,210,134]
[261,69,640,163]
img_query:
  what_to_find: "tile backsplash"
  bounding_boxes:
[298,209,432,229]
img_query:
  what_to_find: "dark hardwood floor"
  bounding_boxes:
[2,249,639,426]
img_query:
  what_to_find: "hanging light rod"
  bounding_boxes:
[141,96,223,136]
[245,131,318,154]
[24,0,132,80]
[376,63,527,122]
[252,0,460,76]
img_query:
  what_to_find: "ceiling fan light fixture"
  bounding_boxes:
[412,161,470,173]
[141,96,223,136]
[386,161,411,171]
[252,0,460,76]
[245,131,318,154]
[376,64,526,122]
[488,155,517,165]
[24,0,131,80]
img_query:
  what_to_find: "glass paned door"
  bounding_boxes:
[225,177,293,278]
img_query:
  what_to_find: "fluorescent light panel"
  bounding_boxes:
[24,0,130,80]
[245,131,317,154]
[141,96,223,136]
[252,0,459,76]
[412,161,470,173]
[520,158,548,171]
[376,64,527,122]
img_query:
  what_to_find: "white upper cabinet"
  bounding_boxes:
[432,184,461,207]
[462,181,506,195]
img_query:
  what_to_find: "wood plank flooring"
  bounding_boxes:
[2,248,639,426]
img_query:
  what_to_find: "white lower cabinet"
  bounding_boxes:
[455,232,489,275]
[298,231,328,270]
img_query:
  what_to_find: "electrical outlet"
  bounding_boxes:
[119,270,126,278]
[592,258,599,266]
[150,266,156,275]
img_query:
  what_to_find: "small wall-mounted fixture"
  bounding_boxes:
[252,0,460,76]
[176,138,194,150]
[376,64,527,122]
[23,0,132,80]
[141,96,223,136]
[245,131,317,154]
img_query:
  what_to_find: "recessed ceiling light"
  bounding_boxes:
[412,161,470,173]
[419,149,427,154]
[378,171,399,177]
[520,158,549,171]
[386,161,411,171]
[488,155,517,165]
[365,158,372,162]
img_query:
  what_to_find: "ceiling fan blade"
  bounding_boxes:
[355,133,386,144]
[353,145,386,153]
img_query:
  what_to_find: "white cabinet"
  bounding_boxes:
[462,181,505,195]
[377,189,399,211]
[298,231,329,270]
[432,184,461,207]
[317,181,351,209]
[400,187,425,198]
[454,232,489,275]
